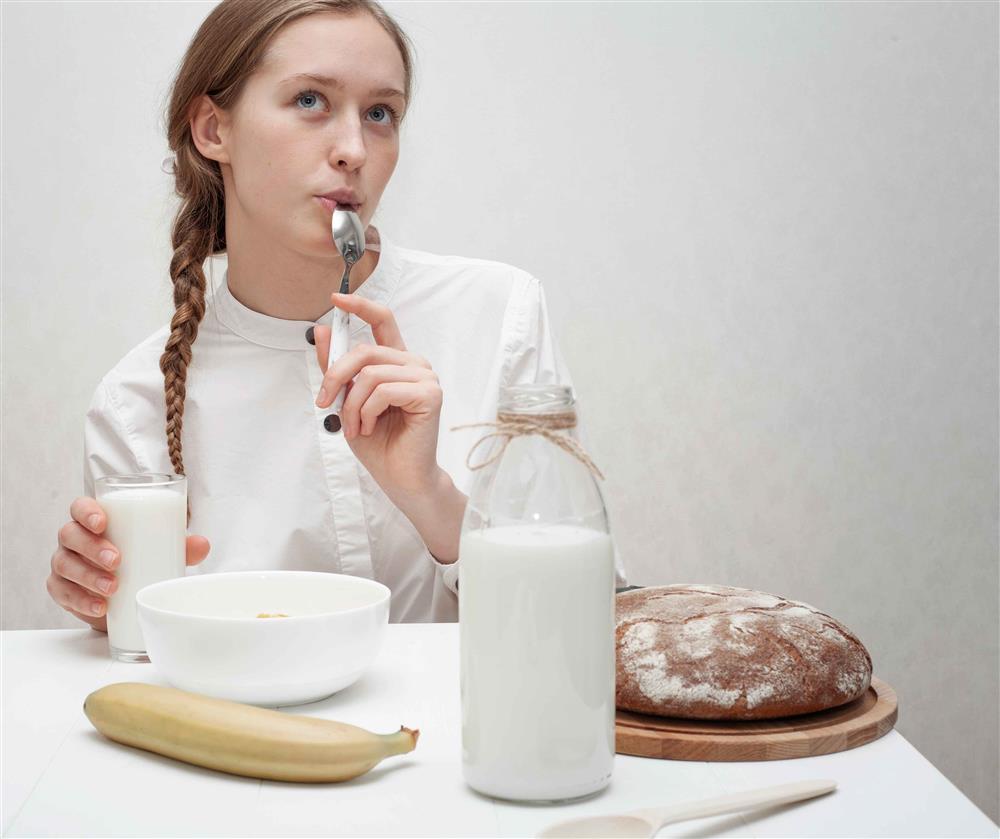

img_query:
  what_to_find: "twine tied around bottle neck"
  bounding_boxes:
[450,410,605,481]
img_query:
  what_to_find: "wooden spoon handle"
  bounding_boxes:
[639,779,837,829]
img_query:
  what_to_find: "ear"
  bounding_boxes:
[189,94,231,165]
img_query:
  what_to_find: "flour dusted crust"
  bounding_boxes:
[616,585,872,720]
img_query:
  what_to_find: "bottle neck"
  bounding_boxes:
[497,384,575,418]
[494,411,577,436]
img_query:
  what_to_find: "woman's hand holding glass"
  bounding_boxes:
[46,497,211,631]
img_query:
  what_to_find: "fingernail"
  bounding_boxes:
[88,514,101,530]
[90,600,104,616]
[316,386,329,406]
[99,550,117,569]
[97,578,112,594]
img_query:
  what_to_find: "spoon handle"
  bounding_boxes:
[328,306,350,415]
[640,779,837,829]
[327,260,355,416]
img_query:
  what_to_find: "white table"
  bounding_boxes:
[2,626,996,838]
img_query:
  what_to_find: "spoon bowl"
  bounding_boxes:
[331,207,366,287]
[538,814,652,838]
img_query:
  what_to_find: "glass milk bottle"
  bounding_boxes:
[458,384,616,802]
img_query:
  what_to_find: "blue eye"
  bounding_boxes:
[369,105,398,125]
[294,89,400,125]
[295,90,322,110]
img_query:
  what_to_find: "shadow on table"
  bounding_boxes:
[277,671,377,712]
[481,783,616,809]
[62,628,112,662]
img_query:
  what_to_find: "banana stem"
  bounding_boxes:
[383,726,420,756]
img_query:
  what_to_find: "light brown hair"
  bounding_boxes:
[160,0,415,521]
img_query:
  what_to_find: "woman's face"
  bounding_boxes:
[201,11,406,258]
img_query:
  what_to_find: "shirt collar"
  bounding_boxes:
[212,226,401,350]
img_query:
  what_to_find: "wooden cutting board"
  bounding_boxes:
[615,676,897,761]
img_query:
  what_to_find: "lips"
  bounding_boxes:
[316,196,360,214]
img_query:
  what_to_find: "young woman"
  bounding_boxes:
[46,0,626,628]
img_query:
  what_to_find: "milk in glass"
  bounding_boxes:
[95,474,186,661]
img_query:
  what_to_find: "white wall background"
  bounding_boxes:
[2,0,996,824]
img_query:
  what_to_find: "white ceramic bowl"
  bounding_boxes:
[136,571,391,706]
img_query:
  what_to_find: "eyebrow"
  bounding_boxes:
[280,72,406,102]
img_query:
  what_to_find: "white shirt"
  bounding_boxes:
[83,228,627,622]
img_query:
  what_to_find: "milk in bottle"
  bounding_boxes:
[458,385,616,802]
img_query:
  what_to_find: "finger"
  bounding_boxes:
[358,381,443,436]
[314,323,333,373]
[65,606,107,633]
[186,535,211,566]
[329,293,406,351]
[58,521,120,571]
[340,365,435,437]
[46,572,107,618]
[315,324,402,375]
[70,497,107,535]
[51,547,117,597]
[315,342,429,409]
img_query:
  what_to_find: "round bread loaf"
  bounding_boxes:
[616,584,872,720]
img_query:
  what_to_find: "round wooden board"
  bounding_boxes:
[615,676,898,762]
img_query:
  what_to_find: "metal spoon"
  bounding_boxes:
[536,779,837,838]
[326,208,367,422]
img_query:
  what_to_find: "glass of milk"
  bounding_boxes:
[94,473,187,662]
[458,384,616,803]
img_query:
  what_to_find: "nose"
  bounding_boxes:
[327,114,367,170]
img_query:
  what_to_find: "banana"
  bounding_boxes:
[84,682,419,782]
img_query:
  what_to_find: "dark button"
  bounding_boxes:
[305,326,316,345]
[324,414,342,433]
